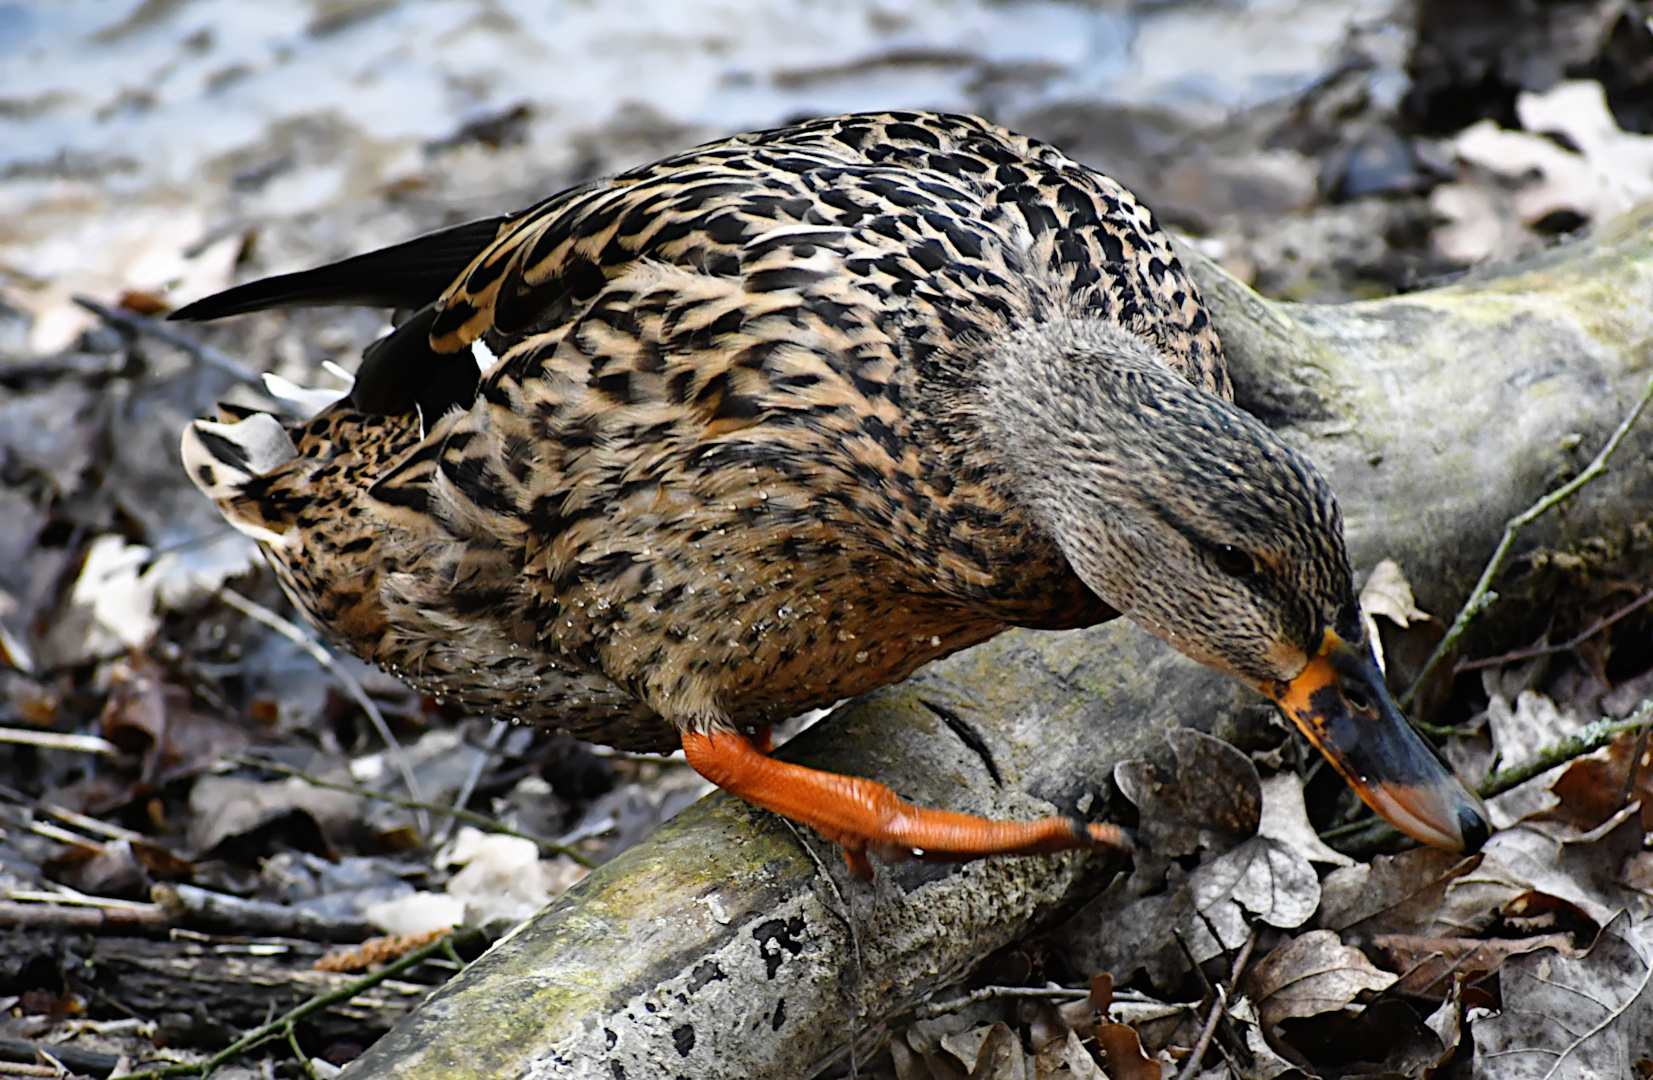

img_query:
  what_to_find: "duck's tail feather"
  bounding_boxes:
[170,218,493,421]
[351,304,479,419]
[168,216,508,321]
[180,413,300,546]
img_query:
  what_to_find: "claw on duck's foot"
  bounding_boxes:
[680,728,1130,881]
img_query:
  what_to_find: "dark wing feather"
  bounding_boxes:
[349,305,477,417]
[169,217,511,321]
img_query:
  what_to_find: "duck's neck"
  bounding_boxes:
[972,320,1187,610]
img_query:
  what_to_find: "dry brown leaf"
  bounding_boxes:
[1223,996,1302,1080]
[1241,930,1397,1034]
[1547,730,1649,830]
[1473,809,1644,928]
[1359,559,1428,679]
[960,1022,1024,1080]
[1094,1023,1160,1080]
[1360,559,1428,629]
[117,289,170,316]
[1115,728,1260,866]
[1051,835,1315,992]
[1422,979,1463,1070]
[1621,852,1653,897]
[42,837,148,897]
[1452,80,1653,227]
[1318,846,1481,938]
[1050,876,1200,993]
[894,1031,968,1080]
[1472,911,1653,1079]
[1088,973,1113,1014]
[940,1025,996,1075]
[1034,1030,1106,1080]
[100,654,246,789]
[1372,933,1577,1000]
[1486,691,1587,790]
[1429,854,1533,938]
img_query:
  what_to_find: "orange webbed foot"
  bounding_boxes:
[681,728,1132,881]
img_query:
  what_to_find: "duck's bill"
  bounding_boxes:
[1267,629,1490,853]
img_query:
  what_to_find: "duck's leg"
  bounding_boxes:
[681,729,1130,881]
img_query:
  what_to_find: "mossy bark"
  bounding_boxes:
[342,204,1653,1080]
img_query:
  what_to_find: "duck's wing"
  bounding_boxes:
[168,188,596,416]
[174,111,1226,425]
[427,111,1228,399]
[169,216,518,319]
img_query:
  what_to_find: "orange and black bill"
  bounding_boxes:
[1267,629,1489,853]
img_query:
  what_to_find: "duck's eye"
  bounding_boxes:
[1214,545,1256,577]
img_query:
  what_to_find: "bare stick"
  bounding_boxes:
[1401,375,1653,709]
[72,295,263,385]
[1175,985,1227,1080]
[0,1039,122,1080]
[0,727,119,756]
[0,900,172,932]
[153,883,375,942]
[432,721,508,849]
[219,588,430,839]
[1455,587,1653,673]
[913,985,1089,1020]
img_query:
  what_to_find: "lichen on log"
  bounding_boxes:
[342,203,1653,1080]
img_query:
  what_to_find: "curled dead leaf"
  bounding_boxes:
[1257,772,1353,867]
[1240,930,1397,1035]
[1093,1023,1160,1080]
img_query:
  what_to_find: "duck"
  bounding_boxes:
[174,110,1488,878]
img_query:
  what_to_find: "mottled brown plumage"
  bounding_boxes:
[178,111,1488,869]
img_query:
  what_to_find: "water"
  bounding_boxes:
[0,0,1403,352]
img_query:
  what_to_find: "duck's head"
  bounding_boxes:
[981,319,1488,854]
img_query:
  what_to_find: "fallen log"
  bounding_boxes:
[0,932,429,1048]
[342,203,1653,1080]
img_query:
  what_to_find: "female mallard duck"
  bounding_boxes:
[176,111,1487,876]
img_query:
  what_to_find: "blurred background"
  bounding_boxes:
[2,1,1652,1070]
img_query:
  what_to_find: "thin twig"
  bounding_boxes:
[1401,374,1653,709]
[231,755,594,867]
[913,985,1089,1020]
[284,1027,320,1080]
[432,721,508,848]
[0,728,120,756]
[219,588,430,839]
[1175,985,1227,1080]
[71,295,263,384]
[119,927,484,1080]
[1456,587,1653,673]
[1477,698,1653,799]
[1228,929,1258,988]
